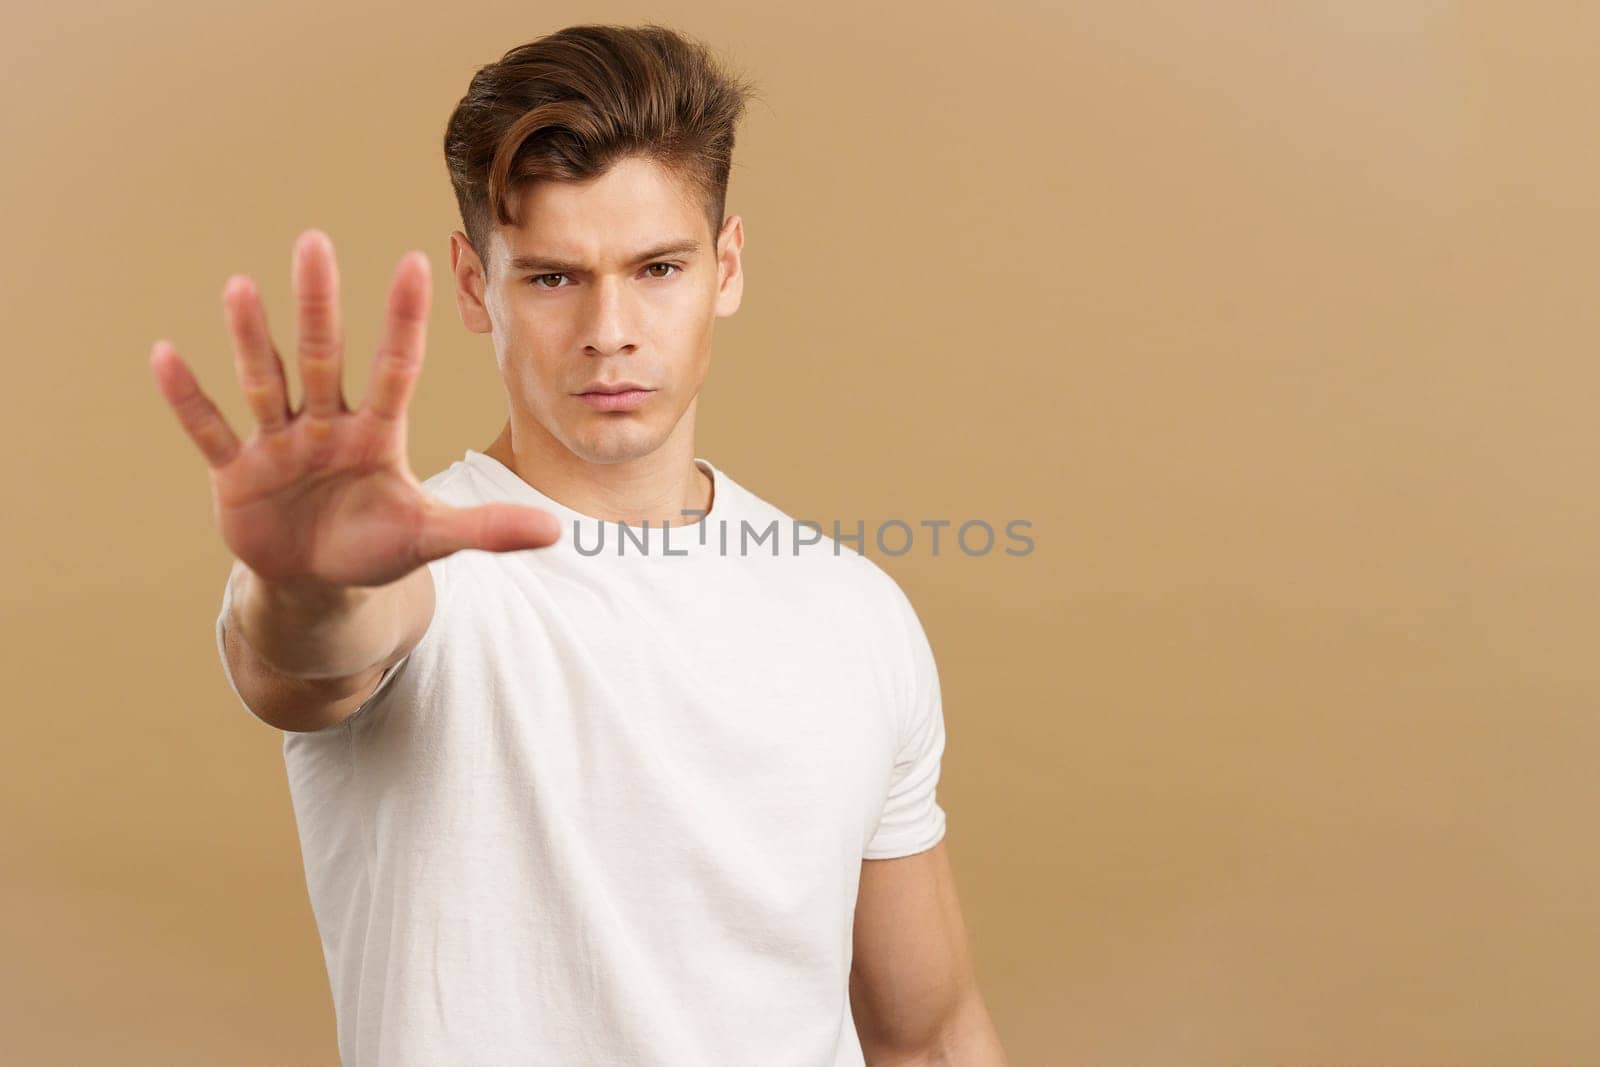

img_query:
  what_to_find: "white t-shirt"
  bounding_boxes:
[214,449,948,1066]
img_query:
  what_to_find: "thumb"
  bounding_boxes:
[414,500,562,562]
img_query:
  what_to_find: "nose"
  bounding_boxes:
[582,274,637,358]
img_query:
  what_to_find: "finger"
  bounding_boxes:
[149,340,243,469]
[413,501,561,563]
[362,251,431,422]
[293,229,347,418]
[221,275,291,433]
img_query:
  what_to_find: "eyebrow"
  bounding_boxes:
[508,239,704,274]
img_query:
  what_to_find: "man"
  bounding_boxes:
[150,22,1006,1067]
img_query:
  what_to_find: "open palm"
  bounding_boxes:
[150,229,559,590]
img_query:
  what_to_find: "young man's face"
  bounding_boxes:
[448,155,744,466]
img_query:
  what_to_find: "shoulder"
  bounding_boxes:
[417,458,483,508]
[718,462,923,630]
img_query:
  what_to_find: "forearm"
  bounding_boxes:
[228,560,425,680]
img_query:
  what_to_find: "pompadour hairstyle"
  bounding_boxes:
[443,23,760,278]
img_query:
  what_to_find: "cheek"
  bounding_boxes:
[493,304,564,372]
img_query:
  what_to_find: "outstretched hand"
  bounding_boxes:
[150,229,560,589]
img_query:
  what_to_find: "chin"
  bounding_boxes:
[562,418,668,465]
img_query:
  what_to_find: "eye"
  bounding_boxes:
[528,263,680,289]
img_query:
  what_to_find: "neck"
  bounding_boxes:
[481,410,713,528]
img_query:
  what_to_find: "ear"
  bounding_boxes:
[449,230,493,334]
[713,214,744,319]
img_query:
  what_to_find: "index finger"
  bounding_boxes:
[361,250,432,422]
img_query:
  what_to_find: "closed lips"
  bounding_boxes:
[577,382,651,394]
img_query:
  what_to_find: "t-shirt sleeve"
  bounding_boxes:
[213,558,444,733]
[862,577,949,860]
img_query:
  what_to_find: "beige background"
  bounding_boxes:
[3,2,1597,1063]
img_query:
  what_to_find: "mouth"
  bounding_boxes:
[574,381,655,412]
[577,380,650,395]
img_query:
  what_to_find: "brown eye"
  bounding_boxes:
[645,263,678,279]
[531,273,567,289]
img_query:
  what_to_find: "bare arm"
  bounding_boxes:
[153,229,561,733]
[850,840,1008,1066]
[221,561,434,733]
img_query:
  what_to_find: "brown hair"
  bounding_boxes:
[443,23,760,278]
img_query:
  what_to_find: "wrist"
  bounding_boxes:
[229,563,377,676]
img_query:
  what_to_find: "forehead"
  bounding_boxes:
[492,156,706,268]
